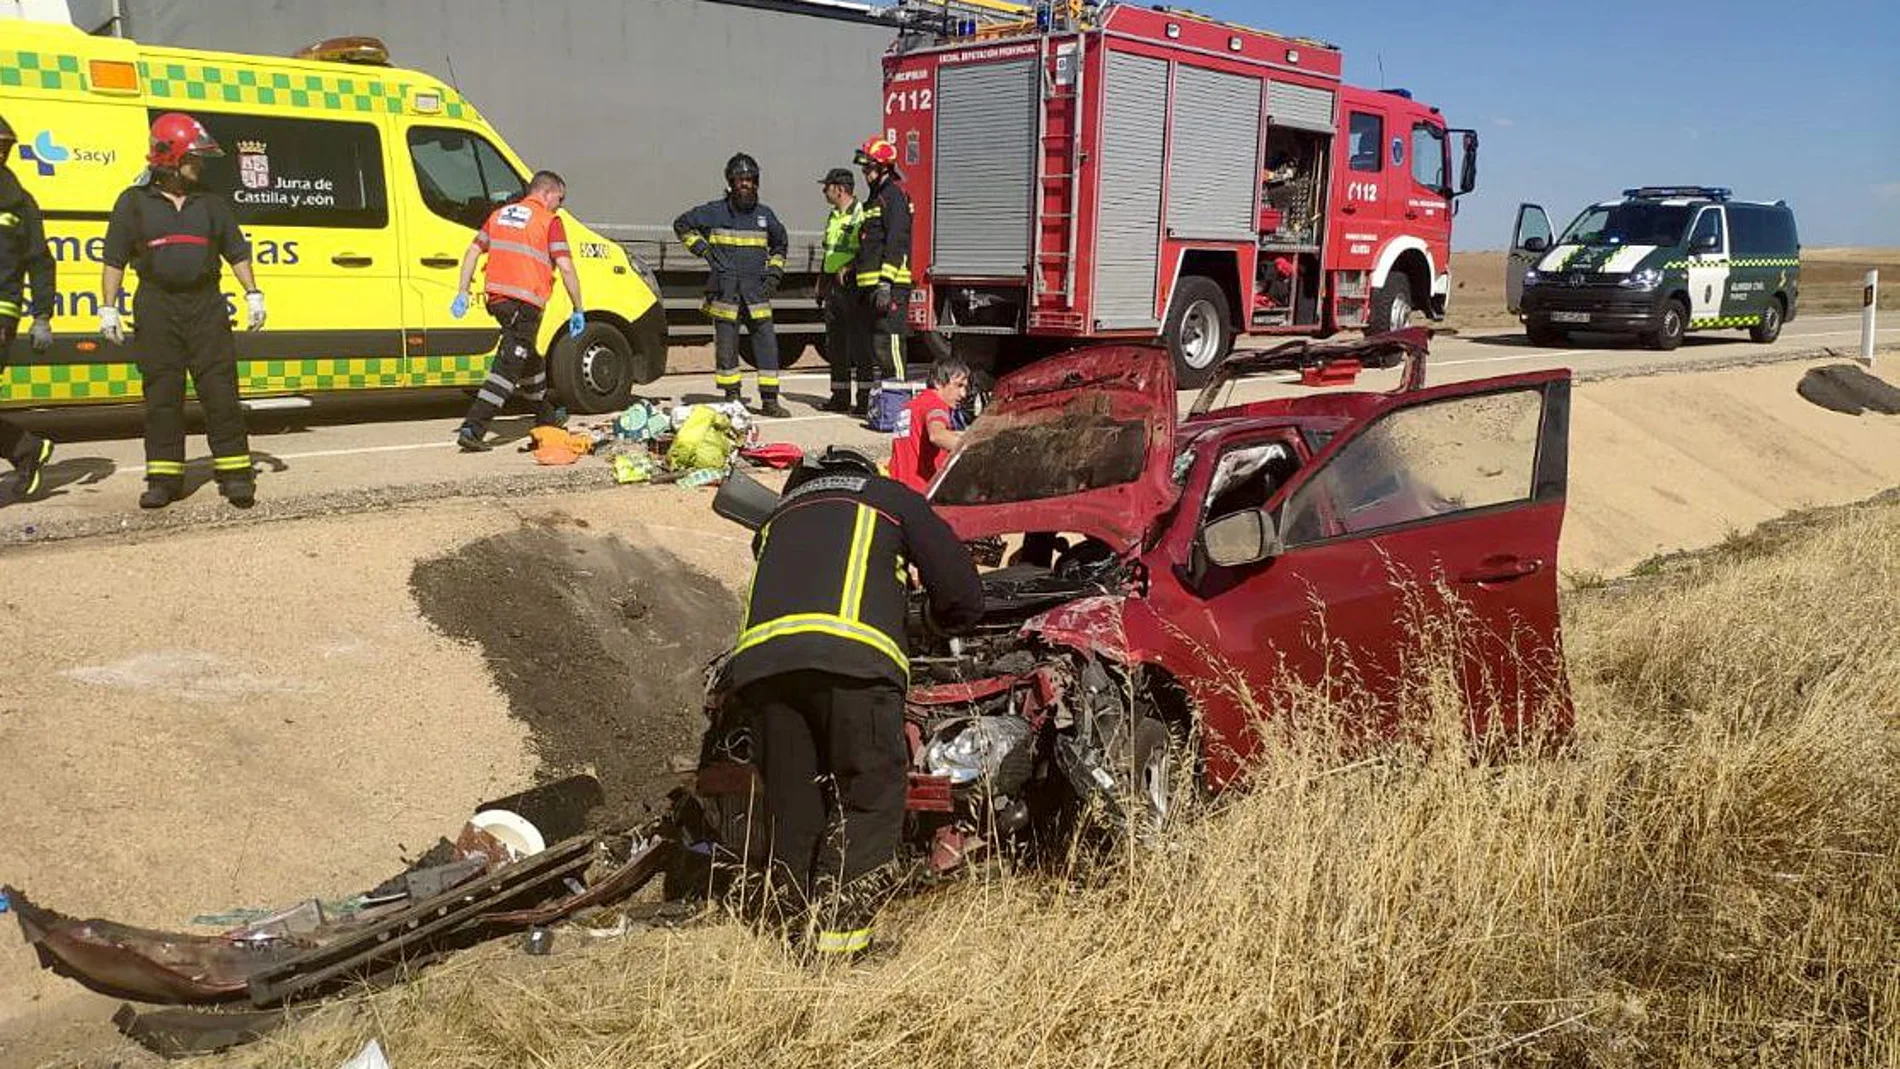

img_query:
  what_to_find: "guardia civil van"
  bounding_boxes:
[0,17,666,413]
[1506,187,1800,351]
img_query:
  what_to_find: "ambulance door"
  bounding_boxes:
[183,107,403,395]
[0,72,147,403]
[392,123,527,385]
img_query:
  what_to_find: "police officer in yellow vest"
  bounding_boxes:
[816,167,871,415]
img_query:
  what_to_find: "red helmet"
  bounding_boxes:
[854,137,898,169]
[147,113,222,168]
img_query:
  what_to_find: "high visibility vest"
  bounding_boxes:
[822,200,864,274]
[481,199,561,308]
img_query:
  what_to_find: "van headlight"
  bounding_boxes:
[1619,268,1663,291]
[1522,268,1544,288]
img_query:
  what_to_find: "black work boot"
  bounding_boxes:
[758,395,790,419]
[821,392,852,414]
[139,482,178,510]
[849,392,870,419]
[220,479,256,509]
[455,423,491,452]
[12,435,52,499]
[723,387,746,407]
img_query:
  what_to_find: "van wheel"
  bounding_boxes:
[1368,274,1415,334]
[1644,298,1688,352]
[551,322,635,414]
[1750,298,1785,343]
[1163,276,1233,389]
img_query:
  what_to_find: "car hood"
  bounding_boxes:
[1535,242,1668,276]
[930,345,1178,554]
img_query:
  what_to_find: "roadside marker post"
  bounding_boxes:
[1862,270,1878,367]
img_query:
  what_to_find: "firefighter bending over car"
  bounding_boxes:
[676,153,790,418]
[853,137,913,381]
[451,170,585,453]
[0,114,56,506]
[100,113,267,510]
[728,446,982,961]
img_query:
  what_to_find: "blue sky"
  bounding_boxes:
[1190,0,1900,250]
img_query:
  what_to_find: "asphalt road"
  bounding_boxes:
[1,313,1892,542]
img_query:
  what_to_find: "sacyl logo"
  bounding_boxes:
[19,130,69,176]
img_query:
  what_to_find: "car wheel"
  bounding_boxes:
[550,321,636,414]
[1163,276,1233,389]
[1750,298,1785,344]
[1368,274,1415,334]
[1526,324,1568,347]
[1644,298,1688,352]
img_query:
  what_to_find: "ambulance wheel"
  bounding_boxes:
[1368,275,1416,334]
[1750,298,1785,344]
[552,322,636,414]
[1163,276,1233,389]
[1644,298,1688,352]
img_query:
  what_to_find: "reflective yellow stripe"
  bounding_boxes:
[734,613,907,675]
[682,233,709,250]
[0,300,19,317]
[862,207,883,219]
[855,271,884,286]
[839,503,875,618]
[889,334,905,379]
[747,304,773,321]
[758,375,781,388]
[487,237,553,263]
[704,299,740,321]
[145,460,185,475]
[814,928,872,954]
[766,255,786,270]
[211,454,253,472]
[881,265,913,284]
[710,229,768,247]
[714,371,744,387]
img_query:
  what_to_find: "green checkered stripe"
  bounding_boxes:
[0,50,85,91]
[1690,314,1765,329]
[2,355,489,405]
[0,48,476,120]
[1662,257,1801,270]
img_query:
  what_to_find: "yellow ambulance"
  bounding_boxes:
[0,20,666,413]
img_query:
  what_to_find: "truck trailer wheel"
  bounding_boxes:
[551,322,636,414]
[1162,276,1233,388]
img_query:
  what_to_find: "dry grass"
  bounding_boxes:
[222,502,1899,1069]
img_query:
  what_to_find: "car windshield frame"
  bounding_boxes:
[1557,202,1696,248]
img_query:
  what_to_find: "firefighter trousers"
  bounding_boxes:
[823,283,874,401]
[711,297,780,400]
[741,669,906,954]
[858,284,909,380]
[0,321,46,469]
[132,286,251,488]
[463,298,557,432]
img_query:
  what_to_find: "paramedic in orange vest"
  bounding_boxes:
[450,170,584,452]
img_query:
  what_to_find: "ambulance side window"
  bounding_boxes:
[407,127,527,230]
[1348,112,1383,173]
[168,112,387,229]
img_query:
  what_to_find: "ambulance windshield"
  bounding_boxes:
[1558,203,1694,248]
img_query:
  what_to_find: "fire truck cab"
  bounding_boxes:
[886,2,1478,384]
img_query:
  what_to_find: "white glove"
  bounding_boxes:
[29,317,53,351]
[245,291,267,332]
[100,306,125,345]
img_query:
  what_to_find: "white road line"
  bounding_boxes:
[1436,327,1900,369]
[273,440,456,461]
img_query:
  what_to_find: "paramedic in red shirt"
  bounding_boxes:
[889,358,970,492]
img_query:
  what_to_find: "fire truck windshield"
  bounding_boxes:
[1558,203,1695,248]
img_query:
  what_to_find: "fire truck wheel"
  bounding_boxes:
[1163,276,1233,388]
[1369,275,1416,334]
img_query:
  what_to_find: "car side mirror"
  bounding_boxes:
[1522,235,1549,253]
[1203,509,1279,569]
[1691,233,1720,253]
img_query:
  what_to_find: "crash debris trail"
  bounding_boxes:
[410,521,740,831]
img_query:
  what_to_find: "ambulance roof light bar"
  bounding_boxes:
[293,36,392,66]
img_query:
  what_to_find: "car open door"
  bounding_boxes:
[1178,370,1571,778]
[1506,204,1554,314]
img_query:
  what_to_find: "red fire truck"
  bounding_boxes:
[885,2,1478,384]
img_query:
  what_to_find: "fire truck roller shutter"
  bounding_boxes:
[1166,66,1261,240]
[1092,50,1168,329]
[933,59,1039,278]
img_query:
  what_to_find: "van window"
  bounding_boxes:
[1348,112,1383,173]
[407,127,526,230]
[1559,203,1694,248]
[1410,123,1446,191]
[170,112,387,229]
[1688,207,1725,254]
[1731,204,1799,256]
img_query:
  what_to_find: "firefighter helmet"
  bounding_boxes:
[854,137,898,169]
[786,444,881,489]
[147,113,223,168]
[724,152,760,184]
[0,114,15,147]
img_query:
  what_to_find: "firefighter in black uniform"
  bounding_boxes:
[674,153,791,418]
[101,112,267,509]
[853,137,914,381]
[0,114,57,504]
[727,445,983,960]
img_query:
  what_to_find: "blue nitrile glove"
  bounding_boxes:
[450,293,469,319]
[568,311,585,337]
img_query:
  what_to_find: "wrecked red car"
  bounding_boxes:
[692,328,1571,872]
